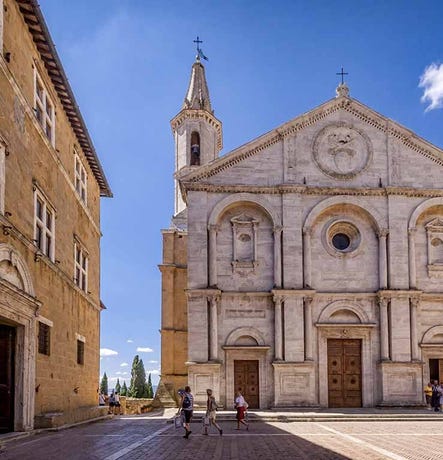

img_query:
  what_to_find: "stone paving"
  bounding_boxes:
[2,414,443,459]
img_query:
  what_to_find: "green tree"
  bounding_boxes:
[100,372,108,395]
[115,378,121,394]
[146,373,154,398]
[120,381,127,396]
[129,355,148,398]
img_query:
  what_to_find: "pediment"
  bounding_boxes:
[426,218,443,230]
[178,93,443,189]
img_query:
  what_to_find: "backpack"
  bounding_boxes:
[209,397,218,411]
[182,393,191,409]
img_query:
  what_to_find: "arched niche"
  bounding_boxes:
[303,196,385,234]
[208,193,281,228]
[409,197,443,230]
[0,244,34,296]
[317,300,370,324]
[225,327,266,347]
[421,325,443,345]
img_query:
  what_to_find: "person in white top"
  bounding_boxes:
[234,389,249,430]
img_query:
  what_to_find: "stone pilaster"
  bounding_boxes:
[409,296,421,362]
[273,226,282,288]
[304,296,313,361]
[378,229,389,289]
[408,228,417,289]
[303,227,312,288]
[273,294,283,361]
[208,294,220,361]
[208,224,218,287]
[378,295,390,361]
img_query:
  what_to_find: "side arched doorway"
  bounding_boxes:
[0,244,40,432]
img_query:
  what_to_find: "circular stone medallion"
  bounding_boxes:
[313,123,372,179]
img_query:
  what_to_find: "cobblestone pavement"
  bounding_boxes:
[2,416,443,460]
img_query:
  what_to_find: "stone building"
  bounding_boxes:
[0,0,111,432]
[160,54,443,409]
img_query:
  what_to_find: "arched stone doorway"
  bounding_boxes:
[0,244,40,432]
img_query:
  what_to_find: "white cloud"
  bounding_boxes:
[100,348,118,357]
[419,63,443,111]
[116,371,122,375]
[147,369,160,375]
[120,362,129,367]
[148,360,158,364]
[136,347,153,353]
[122,372,128,375]
[126,339,134,343]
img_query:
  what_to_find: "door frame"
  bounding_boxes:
[223,347,270,409]
[0,325,16,432]
[317,325,375,407]
[0,280,39,431]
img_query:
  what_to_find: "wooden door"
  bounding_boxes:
[234,360,259,408]
[328,339,362,408]
[0,325,15,433]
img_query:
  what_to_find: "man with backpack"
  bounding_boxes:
[179,386,194,438]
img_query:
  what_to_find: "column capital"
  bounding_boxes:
[410,296,421,309]
[377,296,389,308]
[408,227,417,236]
[207,293,221,304]
[273,294,285,305]
[208,223,219,232]
[377,228,389,238]
[273,225,283,235]
[302,226,312,237]
[304,296,314,306]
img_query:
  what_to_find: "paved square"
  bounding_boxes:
[2,416,443,459]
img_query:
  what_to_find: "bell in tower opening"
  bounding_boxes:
[190,131,200,166]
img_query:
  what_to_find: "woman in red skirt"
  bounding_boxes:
[234,389,249,430]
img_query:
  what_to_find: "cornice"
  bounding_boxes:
[178,96,443,185]
[180,182,443,199]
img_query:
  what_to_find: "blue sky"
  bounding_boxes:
[39,0,443,387]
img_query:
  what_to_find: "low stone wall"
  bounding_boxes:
[34,405,108,429]
[120,397,154,415]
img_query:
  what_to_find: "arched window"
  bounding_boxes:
[190,132,200,166]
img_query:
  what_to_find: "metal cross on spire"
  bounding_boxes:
[193,36,208,61]
[336,67,349,85]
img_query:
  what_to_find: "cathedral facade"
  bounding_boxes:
[160,56,443,409]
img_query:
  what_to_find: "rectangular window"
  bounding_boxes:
[34,189,55,261]
[34,70,55,146]
[74,242,88,292]
[38,322,50,356]
[74,152,87,204]
[77,340,84,365]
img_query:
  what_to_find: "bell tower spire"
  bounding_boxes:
[171,37,223,216]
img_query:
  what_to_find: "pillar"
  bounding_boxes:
[208,295,219,361]
[303,228,312,288]
[273,295,283,361]
[208,224,218,287]
[378,229,388,289]
[378,297,390,361]
[304,296,313,361]
[273,226,282,288]
[410,297,420,361]
[408,228,417,289]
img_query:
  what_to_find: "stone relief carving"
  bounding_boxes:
[313,122,372,179]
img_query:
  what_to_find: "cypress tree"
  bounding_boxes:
[146,373,154,398]
[100,372,108,395]
[129,355,148,397]
[121,381,127,396]
[115,378,121,394]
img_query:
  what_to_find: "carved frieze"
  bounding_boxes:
[313,122,373,179]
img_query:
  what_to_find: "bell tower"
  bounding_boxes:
[171,41,222,215]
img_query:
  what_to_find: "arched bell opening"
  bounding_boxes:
[190,131,200,166]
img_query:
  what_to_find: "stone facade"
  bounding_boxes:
[0,0,111,431]
[160,57,443,409]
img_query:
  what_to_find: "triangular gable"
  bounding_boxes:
[178,93,443,185]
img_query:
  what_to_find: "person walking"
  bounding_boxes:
[179,386,194,439]
[234,388,249,430]
[203,389,222,436]
[114,392,121,415]
[108,391,115,415]
[431,380,441,412]
[424,382,433,409]
[99,392,105,406]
